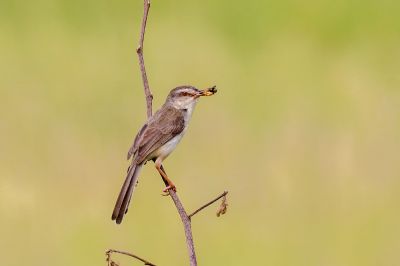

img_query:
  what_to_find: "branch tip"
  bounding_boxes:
[216,192,228,217]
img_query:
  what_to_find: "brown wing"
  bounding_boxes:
[127,123,148,160]
[132,106,185,164]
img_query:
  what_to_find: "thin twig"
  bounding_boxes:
[189,191,228,219]
[136,0,153,118]
[106,249,156,266]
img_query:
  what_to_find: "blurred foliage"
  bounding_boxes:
[1,0,400,265]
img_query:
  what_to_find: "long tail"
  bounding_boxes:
[112,163,143,224]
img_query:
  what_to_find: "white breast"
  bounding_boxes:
[150,132,184,161]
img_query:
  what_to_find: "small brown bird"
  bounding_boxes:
[112,85,217,224]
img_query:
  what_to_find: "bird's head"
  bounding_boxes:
[167,85,217,110]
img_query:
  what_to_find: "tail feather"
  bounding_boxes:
[112,163,142,224]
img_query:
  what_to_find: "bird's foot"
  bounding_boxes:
[161,184,176,196]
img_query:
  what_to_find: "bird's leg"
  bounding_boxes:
[154,161,176,195]
[159,165,169,187]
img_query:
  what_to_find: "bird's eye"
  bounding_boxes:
[180,92,190,97]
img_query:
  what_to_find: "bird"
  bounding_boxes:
[112,85,217,224]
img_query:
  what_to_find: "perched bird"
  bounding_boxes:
[112,85,217,224]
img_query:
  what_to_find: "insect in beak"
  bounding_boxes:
[199,86,217,97]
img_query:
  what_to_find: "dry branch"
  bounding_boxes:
[159,165,197,265]
[136,0,228,264]
[110,0,228,265]
[136,0,201,263]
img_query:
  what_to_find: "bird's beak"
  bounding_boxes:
[199,86,217,97]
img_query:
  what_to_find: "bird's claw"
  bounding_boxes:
[161,184,176,196]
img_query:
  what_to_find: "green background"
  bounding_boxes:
[1,0,400,265]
